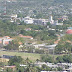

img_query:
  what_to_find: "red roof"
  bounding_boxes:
[4,66,16,68]
[18,42,23,45]
[66,29,72,34]
[5,41,9,44]
[19,34,33,39]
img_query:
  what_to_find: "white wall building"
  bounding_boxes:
[24,16,34,24]
[49,15,54,24]
[10,14,17,22]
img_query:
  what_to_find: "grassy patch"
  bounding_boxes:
[0,51,41,62]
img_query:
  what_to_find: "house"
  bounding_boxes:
[10,14,17,22]
[4,66,16,71]
[58,15,68,23]
[35,62,58,68]
[0,58,9,62]
[19,45,24,51]
[0,36,13,46]
[54,20,63,25]
[33,19,48,25]
[34,62,47,67]
[44,44,57,54]
[1,55,15,59]
[44,44,57,49]
[0,55,15,62]
[19,34,33,39]
[20,64,27,67]
[62,15,68,21]
[24,16,34,24]
[25,28,32,31]
[33,44,45,49]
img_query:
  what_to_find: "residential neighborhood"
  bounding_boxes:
[0,0,72,72]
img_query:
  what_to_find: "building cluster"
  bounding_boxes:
[10,14,17,22]
[0,34,34,49]
[0,54,72,72]
[22,16,48,25]
[35,62,72,72]
[48,15,68,25]
[0,36,13,47]
[10,14,68,26]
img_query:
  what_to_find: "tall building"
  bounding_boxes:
[49,15,54,24]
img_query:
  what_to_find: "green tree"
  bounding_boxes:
[56,56,64,63]
[41,54,53,63]
[55,44,63,54]
[63,55,72,63]
[6,68,13,72]
[4,40,19,50]
[57,67,63,71]
[8,56,23,65]
[41,64,51,71]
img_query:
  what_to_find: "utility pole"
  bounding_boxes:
[3,0,7,15]
[53,48,55,63]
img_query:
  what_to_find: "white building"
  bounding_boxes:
[24,16,34,24]
[10,14,17,22]
[54,20,63,25]
[49,15,54,24]
[62,15,68,21]
[33,19,48,25]
[33,44,45,49]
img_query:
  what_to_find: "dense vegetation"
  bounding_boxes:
[0,20,57,42]
[41,54,72,63]
[55,34,72,54]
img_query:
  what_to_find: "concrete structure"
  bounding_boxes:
[19,34,33,39]
[4,66,16,71]
[0,36,13,46]
[24,16,34,24]
[33,19,48,25]
[0,58,9,62]
[62,15,68,21]
[33,44,45,49]
[45,44,57,49]
[54,20,63,25]
[49,15,54,24]
[24,28,32,31]
[10,14,17,22]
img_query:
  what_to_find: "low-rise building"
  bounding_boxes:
[19,34,33,39]
[0,36,13,46]
[33,19,48,25]
[24,16,34,24]
[0,58,9,62]
[4,66,16,71]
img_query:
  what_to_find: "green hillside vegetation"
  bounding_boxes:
[55,34,72,54]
